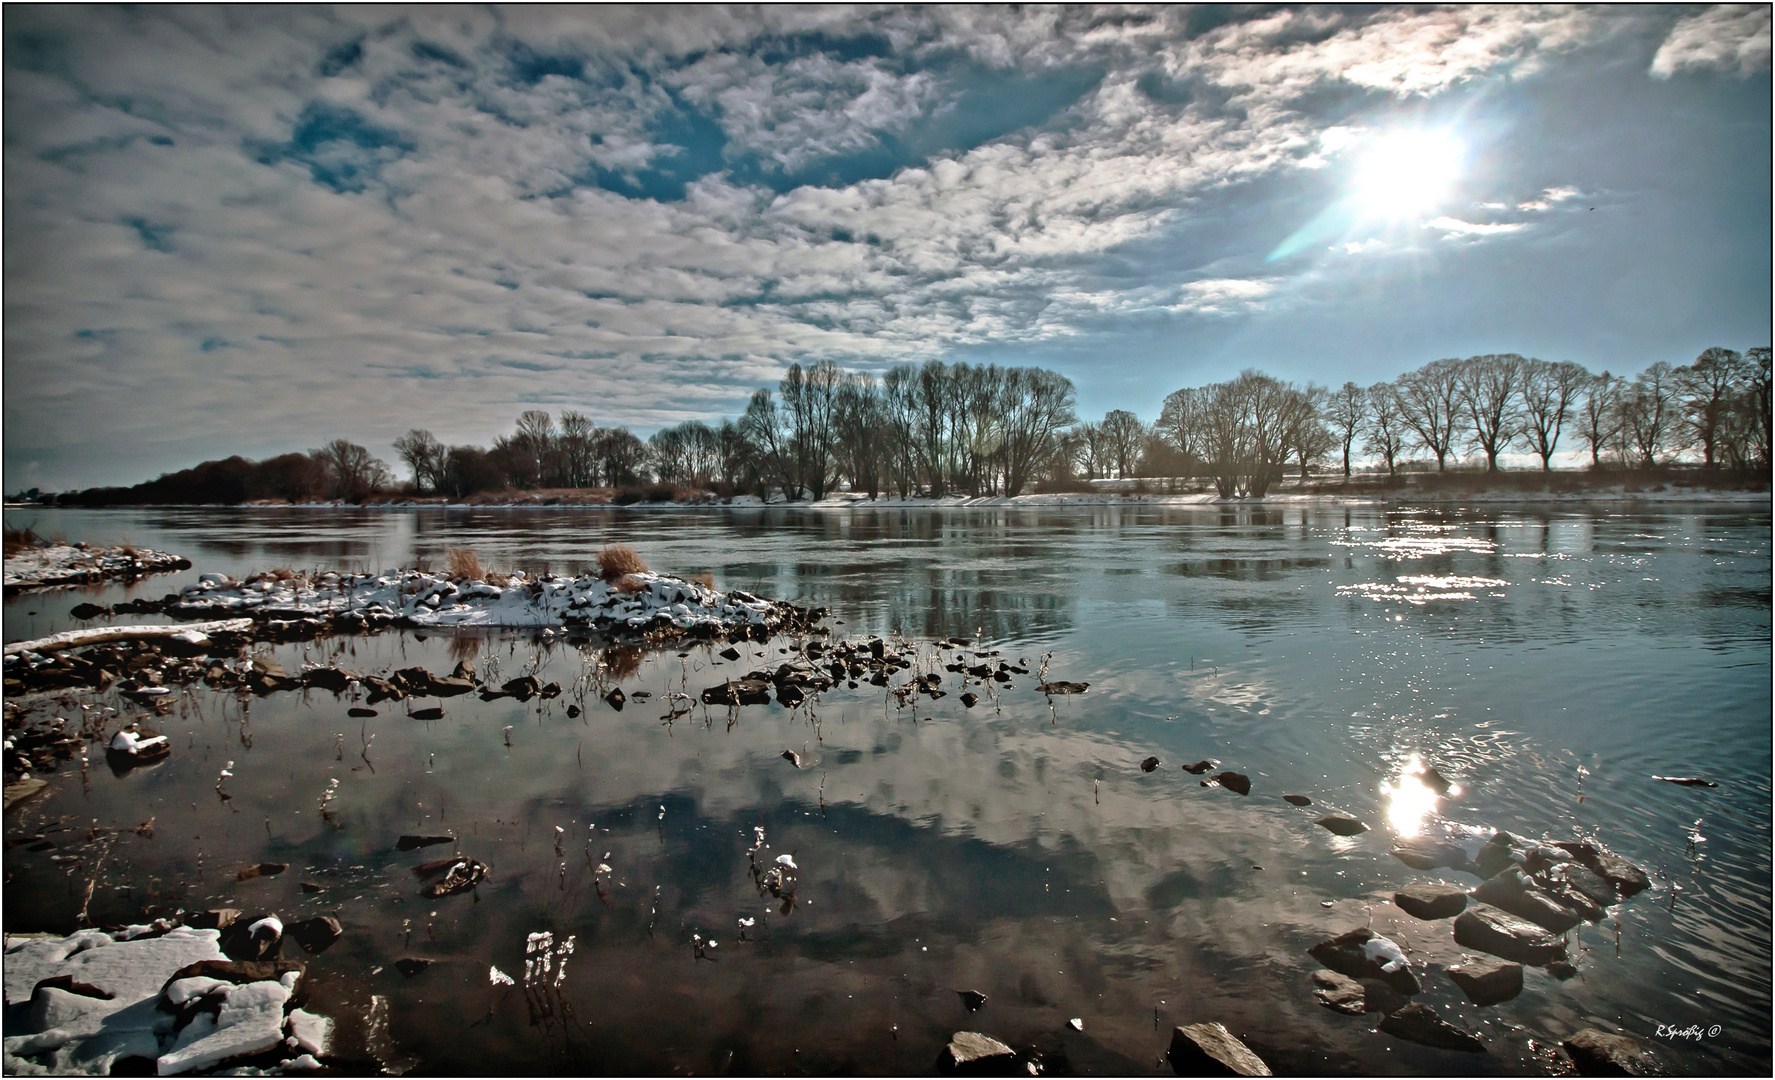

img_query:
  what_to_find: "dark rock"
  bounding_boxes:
[1282,795,1311,806]
[300,882,324,894]
[70,602,109,620]
[502,675,540,700]
[1563,1028,1655,1076]
[1310,970,1366,1015]
[395,958,432,977]
[1452,904,1568,966]
[1420,765,1454,795]
[1378,1002,1484,1053]
[539,681,561,698]
[1471,870,1581,933]
[1446,956,1522,1006]
[1651,775,1716,788]
[1308,928,1420,995]
[957,989,988,1012]
[566,704,581,718]
[417,857,487,897]
[237,862,287,882]
[449,660,478,683]
[1180,760,1216,774]
[1202,771,1251,796]
[1549,862,1616,910]
[776,683,806,707]
[939,1031,1017,1075]
[1316,813,1368,837]
[184,909,241,931]
[1551,840,1649,900]
[1038,681,1089,695]
[429,676,477,697]
[287,916,343,954]
[1475,831,1527,879]
[1546,960,1578,980]
[1394,882,1468,920]
[1390,836,1482,876]
[960,692,979,708]
[396,834,455,851]
[701,679,772,706]
[162,959,304,994]
[347,707,377,718]
[1166,1022,1272,1076]
[409,706,444,720]
[782,750,803,768]
[719,646,742,661]
[302,667,357,693]
[33,973,114,1000]
[1141,756,1160,773]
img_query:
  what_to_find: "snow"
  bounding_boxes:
[245,916,282,940]
[283,1008,331,1057]
[2,543,187,591]
[155,978,293,1076]
[172,567,785,631]
[1361,934,1409,973]
[110,729,170,755]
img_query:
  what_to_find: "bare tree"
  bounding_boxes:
[1363,382,1408,476]
[392,429,445,493]
[1282,384,1334,484]
[1157,386,1209,480]
[1575,372,1622,468]
[593,426,647,487]
[834,371,886,498]
[1674,347,1750,468]
[1457,353,1526,472]
[1000,368,1076,496]
[1395,359,1462,470]
[1519,360,1590,471]
[1749,346,1773,467]
[741,389,799,499]
[1100,410,1146,479]
[1326,382,1368,479]
[1620,362,1678,467]
[557,411,597,488]
[312,439,391,501]
[511,410,554,488]
[1198,370,1293,498]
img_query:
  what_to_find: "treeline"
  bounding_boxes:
[34,347,1770,506]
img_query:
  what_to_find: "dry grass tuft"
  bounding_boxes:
[3,526,46,555]
[613,574,647,594]
[596,544,649,582]
[689,571,715,589]
[446,548,507,585]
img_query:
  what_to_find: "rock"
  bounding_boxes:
[1563,1028,1655,1076]
[700,678,772,706]
[347,707,377,718]
[1420,765,1454,795]
[1394,882,1468,921]
[395,958,432,976]
[416,857,487,897]
[162,959,304,990]
[4,777,48,811]
[1310,970,1367,1015]
[236,862,287,882]
[1452,904,1568,966]
[1180,760,1216,774]
[1546,960,1578,981]
[287,917,343,955]
[301,667,356,693]
[1470,870,1581,934]
[782,750,803,768]
[1166,1023,1272,1077]
[409,706,444,720]
[1141,756,1161,773]
[1038,681,1088,695]
[502,675,540,700]
[940,1031,1017,1074]
[1378,1002,1484,1053]
[566,704,581,718]
[719,647,742,661]
[155,972,297,1075]
[605,687,625,710]
[299,881,325,894]
[1551,840,1650,900]
[1446,956,1522,1006]
[1316,813,1368,836]
[1282,795,1312,806]
[1202,771,1250,795]
[183,909,241,932]
[960,692,979,708]
[70,602,109,620]
[957,989,988,1012]
[396,834,455,851]
[1651,775,1716,787]
[776,683,806,707]
[1307,928,1420,995]
[1390,836,1482,876]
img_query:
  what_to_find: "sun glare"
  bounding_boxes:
[1380,753,1449,837]
[1349,129,1464,219]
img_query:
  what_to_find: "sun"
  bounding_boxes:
[1349,129,1465,219]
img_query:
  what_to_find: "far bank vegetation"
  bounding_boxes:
[31,348,1771,506]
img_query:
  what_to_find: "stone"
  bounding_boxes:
[347,707,377,718]
[1038,681,1088,694]
[501,675,540,700]
[1282,795,1311,806]
[1446,956,1523,1006]
[1394,882,1468,921]
[941,1031,1017,1074]
[1141,756,1161,772]
[1316,813,1368,836]
[1563,1028,1655,1076]
[960,692,979,708]
[1204,771,1251,795]
[301,667,356,693]
[156,975,295,1075]
[396,834,455,851]
[1420,765,1454,795]
[4,777,49,811]
[1470,870,1581,933]
[1452,904,1568,966]
[1166,1023,1272,1076]
[604,687,625,711]
[395,958,432,976]
[1378,1002,1484,1053]
[1390,837,1482,876]
[1180,760,1216,775]
[1552,841,1650,900]
[776,683,806,707]
[956,989,988,1012]
[1307,928,1421,995]
[183,909,240,932]
[1310,969,1366,1015]
[287,916,342,955]
[409,706,444,720]
[719,647,742,661]
[700,678,772,706]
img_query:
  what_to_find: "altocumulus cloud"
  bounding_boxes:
[0,4,1762,488]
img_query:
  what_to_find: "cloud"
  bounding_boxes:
[1651,4,1772,78]
[1423,216,1529,237]
[1516,185,1581,211]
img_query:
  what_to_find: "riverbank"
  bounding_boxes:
[2,538,190,593]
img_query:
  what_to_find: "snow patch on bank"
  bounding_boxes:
[3,544,188,591]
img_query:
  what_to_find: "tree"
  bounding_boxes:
[1074,421,1108,481]
[1157,386,1209,480]
[1364,382,1408,476]
[509,410,555,488]
[1620,362,1678,467]
[1000,368,1076,495]
[1673,347,1750,469]
[392,429,446,494]
[834,371,885,498]
[1457,353,1526,472]
[741,389,798,499]
[557,411,597,488]
[1100,410,1146,479]
[312,439,391,501]
[1749,346,1773,467]
[1519,360,1589,471]
[1198,370,1293,498]
[593,427,647,487]
[1575,372,1622,468]
[1281,384,1334,484]
[1326,382,1368,479]
[1395,359,1462,470]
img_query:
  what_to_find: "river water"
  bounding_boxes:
[3,503,1769,1074]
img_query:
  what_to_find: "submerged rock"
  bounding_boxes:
[1141,756,1161,772]
[960,692,979,708]
[1470,870,1582,934]
[1203,771,1251,795]
[1316,813,1368,836]
[1394,882,1468,921]
[957,989,988,1012]
[1166,1023,1272,1077]
[396,834,455,851]
[1309,970,1367,1015]
[940,1031,1016,1074]
[1378,1002,1484,1053]
[701,678,772,706]
[1446,956,1523,1006]
[1551,840,1650,900]
[1282,794,1312,806]
[1307,928,1420,995]
[1452,904,1567,966]
[1563,1029,1656,1076]
[1389,836,1482,876]
[1180,760,1216,775]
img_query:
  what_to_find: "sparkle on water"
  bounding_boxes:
[1379,753,1460,837]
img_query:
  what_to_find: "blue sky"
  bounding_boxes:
[4,4,1769,489]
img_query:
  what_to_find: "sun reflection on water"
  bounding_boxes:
[1380,754,1460,837]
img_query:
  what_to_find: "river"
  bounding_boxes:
[3,502,1769,1074]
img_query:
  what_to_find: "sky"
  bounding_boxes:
[3,4,1770,491]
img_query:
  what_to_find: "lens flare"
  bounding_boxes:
[1349,129,1464,219]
